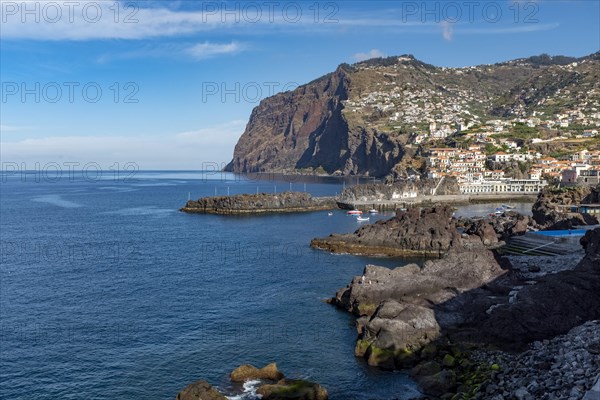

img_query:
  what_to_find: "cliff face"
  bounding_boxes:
[224,66,410,177]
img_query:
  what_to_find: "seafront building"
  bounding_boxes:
[458,179,548,194]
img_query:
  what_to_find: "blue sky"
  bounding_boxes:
[1,0,599,169]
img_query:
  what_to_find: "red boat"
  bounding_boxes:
[347,210,363,215]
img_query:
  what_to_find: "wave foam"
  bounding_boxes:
[225,380,262,400]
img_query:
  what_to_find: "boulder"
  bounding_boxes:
[175,381,227,400]
[465,220,498,246]
[332,241,509,368]
[256,379,328,400]
[230,363,284,382]
[532,185,600,229]
[414,370,457,397]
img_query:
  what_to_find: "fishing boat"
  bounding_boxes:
[347,210,363,215]
[494,207,504,215]
[356,216,370,222]
[502,204,515,209]
[368,209,379,214]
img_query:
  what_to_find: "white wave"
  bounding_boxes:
[226,380,262,400]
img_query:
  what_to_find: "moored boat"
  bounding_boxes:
[347,210,363,215]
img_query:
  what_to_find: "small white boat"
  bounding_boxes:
[502,204,515,209]
[327,212,334,216]
[368,209,379,214]
[356,216,370,222]
[347,210,363,215]
[494,208,504,215]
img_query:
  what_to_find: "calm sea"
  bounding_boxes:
[0,170,533,400]
[0,171,422,400]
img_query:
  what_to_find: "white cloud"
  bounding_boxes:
[0,120,246,169]
[353,49,385,62]
[440,21,454,41]
[0,125,32,132]
[0,0,231,41]
[184,42,245,59]
[96,41,246,63]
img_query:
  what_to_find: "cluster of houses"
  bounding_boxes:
[426,145,600,194]
[342,58,600,194]
[559,150,600,185]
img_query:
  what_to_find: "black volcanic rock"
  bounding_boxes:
[175,381,227,400]
[331,240,509,369]
[181,192,336,214]
[311,205,461,257]
[532,185,600,229]
[451,228,600,349]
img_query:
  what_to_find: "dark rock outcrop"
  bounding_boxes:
[331,225,600,388]
[230,363,284,382]
[175,381,227,400]
[257,379,328,400]
[532,185,600,229]
[332,239,509,369]
[458,212,538,242]
[311,205,461,257]
[181,192,336,214]
[176,364,327,400]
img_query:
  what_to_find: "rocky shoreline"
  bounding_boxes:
[468,321,600,400]
[180,192,336,215]
[175,184,600,399]
[324,203,600,398]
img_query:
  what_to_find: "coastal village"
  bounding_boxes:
[341,58,600,195]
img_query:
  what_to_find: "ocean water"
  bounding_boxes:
[0,171,423,400]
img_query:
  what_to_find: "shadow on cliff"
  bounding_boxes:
[432,237,600,352]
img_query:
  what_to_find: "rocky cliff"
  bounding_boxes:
[224,65,414,177]
[225,52,600,179]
